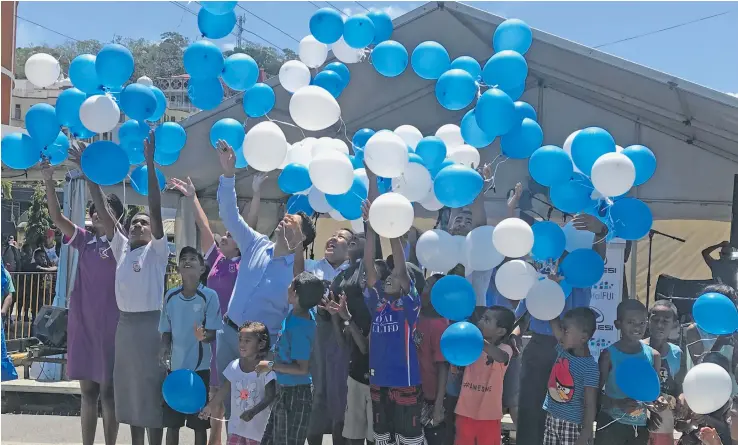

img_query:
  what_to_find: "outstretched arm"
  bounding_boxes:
[41,161,75,238]
[363,165,381,288]
[144,131,164,240]
[168,177,214,253]
[68,142,118,240]
[389,235,411,293]
[471,163,493,228]
[703,241,728,266]
[243,172,268,230]
[216,140,258,254]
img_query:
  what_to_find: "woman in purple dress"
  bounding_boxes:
[42,155,124,445]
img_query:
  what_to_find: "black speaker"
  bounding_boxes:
[33,305,68,348]
[654,274,715,323]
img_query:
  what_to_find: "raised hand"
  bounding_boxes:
[252,172,268,193]
[478,162,493,183]
[283,214,305,250]
[572,213,606,234]
[168,177,196,197]
[361,199,371,222]
[144,129,156,163]
[40,159,54,181]
[508,182,523,208]
[67,140,86,168]
[216,139,237,177]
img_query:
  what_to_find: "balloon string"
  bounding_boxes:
[264,114,306,139]
[336,117,357,154]
[483,154,508,195]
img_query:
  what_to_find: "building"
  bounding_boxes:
[1,1,18,127]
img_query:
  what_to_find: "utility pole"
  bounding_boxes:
[236,14,245,50]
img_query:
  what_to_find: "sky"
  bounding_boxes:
[14,1,738,95]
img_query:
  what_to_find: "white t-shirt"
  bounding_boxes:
[223,359,275,441]
[305,258,349,282]
[111,230,170,312]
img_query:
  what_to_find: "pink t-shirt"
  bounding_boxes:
[455,343,513,421]
[205,243,240,314]
[414,315,449,401]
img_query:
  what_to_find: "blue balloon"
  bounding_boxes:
[503,82,525,101]
[609,197,652,241]
[184,41,225,79]
[500,118,543,159]
[313,70,344,98]
[560,279,573,299]
[482,50,528,93]
[429,158,455,179]
[25,103,59,147]
[95,44,134,89]
[351,151,364,169]
[493,18,533,55]
[309,8,344,44]
[324,62,350,89]
[475,88,516,137]
[243,83,275,118]
[693,292,738,335]
[435,69,477,111]
[411,41,450,80]
[326,174,368,220]
[56,88,87,127]
[450,56,481,80]
[286,194,314,216]
[461,109,495,149]
[514,101,537,123]
[222,53,258,91]
[614,358,661,402]
[529,145,573,187]
[1,133,39,169]
[531,221,566,261]
[120,83,157,121]
[279,163,312,194]
[81,141,130,186]
[550,173,594,214]
[367,10,393,44]
[434,164,483,208]
[44,132,70,166]
[621,145,656,186]
[201,1,237,15]
[188,77,224,110]
[155,122,187,155]
[154,149,179,166]
[234,146,248,169]
[198,8,236,39]
[570,127,616,176]
[416,136,447,170]
[148,87,167,122]
[372,41,408,78]
[408,153,424,165]
[69,54,102,95]
[431,275,475,321]
[130,164,167,196]
[69,124,96,140]
[162,369,207,414]
[122,140,145,164]
[344,14,375,49]
[441,321,484,366]
[209,118,244,150]
[560,248,604,288]
[352,128,375,149]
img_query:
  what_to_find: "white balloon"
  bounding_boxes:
[526,278,566,320]
[299,35,328,68]
[25,53,61,88]
[289,86,341,131]
[308,187,333,213]
[309,150,354,194]
[137,76,154,86]
[448,144,481,168]
[465,225,504,271]
[311,137,350,158]
[329,208,346,221]
[79,94,120,134]
[591,152,636,197]
[368,192,414,239]
[279,60,311,93]
[616,145,624,153]
[394,125,423,150]
[242,121,288,172]
[295,186,311,195]
[682,363,732,414]
[416,229,459,273]
[364,131,409,178]
[392,162,432,202]
[354,168,369,189]
[493,218,534,258]
[331,36,364,64]
[350,218,365,234]
[495,260,537,300]
[454,235,472,272]
[435,124,464,149]
[278,144,291,170]
[419,189,444,211]
[286,138,316,166]
[563,130,582,174]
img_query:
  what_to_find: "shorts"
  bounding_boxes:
[343,376,374,441]
[502,354,521,409]
[444,396,459,445]
[262,384,313,445]
[370,385,424,445]
[455,415,501,445]
[593,411,648,445]
[648,433,674,445]
[163,370,210,430]
[543,413,583,445]
[227,434,260,445]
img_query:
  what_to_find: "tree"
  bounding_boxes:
[25,183,53,248]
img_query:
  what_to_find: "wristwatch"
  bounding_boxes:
[344,317,352,327]
[266,361,274,371]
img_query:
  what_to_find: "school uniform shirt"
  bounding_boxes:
[110,230,171,312]
[273,309,316,386]
[159,284,222,372]
[455,344,513,421]
[204,243,240,314]
[223,359,275,442]
[603,342,654,426]
[366,281,422,388]
[305,258,349,283]
[515,287,592,336]
[542,344,600,424]
[414,314,449,401]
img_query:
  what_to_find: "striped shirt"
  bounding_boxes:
[543,344,600,424]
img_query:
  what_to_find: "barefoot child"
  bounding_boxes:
[200,321,276,445]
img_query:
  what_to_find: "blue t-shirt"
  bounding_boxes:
[159,284,222,372]
[515,287,592,335]
[366,281,421,388]
[542,344,600,424]
[273,309,316,386]
[603,342,654,426]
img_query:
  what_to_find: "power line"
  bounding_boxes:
[324,1,348,16]
[234,4,300,43]
[594,9,734,49]
[355,2,371,12]
[16,15,81,43]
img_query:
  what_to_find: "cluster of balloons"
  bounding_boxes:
[307,8,393,66]
[198,1,238,40]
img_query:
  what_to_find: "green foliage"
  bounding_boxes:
[25,182,53,248]
[1,180,12,199]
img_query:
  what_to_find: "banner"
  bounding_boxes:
[588,240,625,361]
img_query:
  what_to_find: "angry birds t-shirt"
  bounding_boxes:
[543,344,600,424]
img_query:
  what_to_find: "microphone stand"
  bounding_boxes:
[646,229,686,308]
